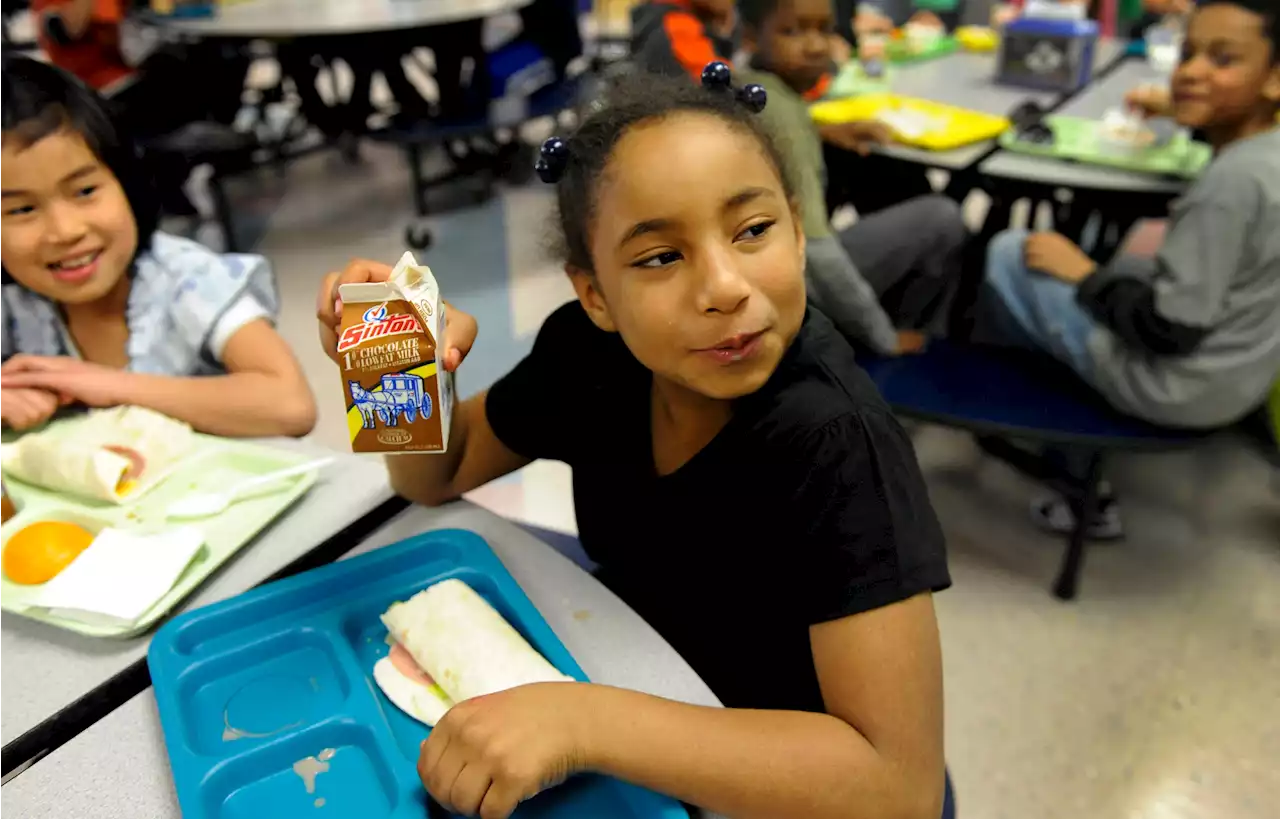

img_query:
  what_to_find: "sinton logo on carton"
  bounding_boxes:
[337,304,422,354]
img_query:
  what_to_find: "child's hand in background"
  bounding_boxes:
[316,259,478,372]
[819,120,895,155]
[418,682,590,818]
[830,33,853,64]
[1125,83,1173,119]
[1024,232,1097,284]
[853,6,893,35]
[0,386,62,430]
[1,356,127,410]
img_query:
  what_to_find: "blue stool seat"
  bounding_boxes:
[859,339,1199,450]
[858,339,1205,600]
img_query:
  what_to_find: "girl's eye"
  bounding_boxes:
[1210,53,1236,68]
[4,205,35,217]
[736,220,776,242]
[633,250,683,269]
[75,185,98,198]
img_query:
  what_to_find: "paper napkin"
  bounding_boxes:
[33,527,205,626]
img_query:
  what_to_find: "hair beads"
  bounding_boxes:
[535,62,769,184]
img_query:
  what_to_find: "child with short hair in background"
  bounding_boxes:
[739,0,970,355]
[0,57,316,438]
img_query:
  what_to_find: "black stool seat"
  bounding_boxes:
[140,122,259,252]
[143,121,257,166]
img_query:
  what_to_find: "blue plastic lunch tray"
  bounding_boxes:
[148,529,688,819]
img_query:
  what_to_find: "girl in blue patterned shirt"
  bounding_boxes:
[0,57,316,436]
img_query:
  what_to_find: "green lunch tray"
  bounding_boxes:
[828,61,894,98]
[1000,115,1211,179]
[1,432,322,638]
[883,35,959,64]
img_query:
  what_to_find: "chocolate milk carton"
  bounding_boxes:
[337,252,453,453]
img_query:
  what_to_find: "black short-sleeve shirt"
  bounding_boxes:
[487,303,949,713]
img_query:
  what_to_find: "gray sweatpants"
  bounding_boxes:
[837,194,968,333]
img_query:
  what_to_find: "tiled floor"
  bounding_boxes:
[232,141,1278,819]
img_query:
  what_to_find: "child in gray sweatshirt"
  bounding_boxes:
[981,0,1280,537]
[983,0,1280,431]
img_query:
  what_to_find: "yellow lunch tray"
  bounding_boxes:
[810,93,1011,151]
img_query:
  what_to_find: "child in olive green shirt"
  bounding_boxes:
[740,0,969,354]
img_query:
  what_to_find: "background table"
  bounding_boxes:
[152,0,532,38]
[870,39,1127,170]
[0,441,399,771]
[978,58,1187,194]
[0,502,726,818]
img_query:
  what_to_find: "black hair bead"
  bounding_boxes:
[541,136,569,160]
[700,61,733,90]
[535,136,570,183]
[735,83,768,113]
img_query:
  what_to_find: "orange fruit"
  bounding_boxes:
[3,521,96,585]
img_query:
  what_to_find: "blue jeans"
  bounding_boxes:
[983,229,1098,383]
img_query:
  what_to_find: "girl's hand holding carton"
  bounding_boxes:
[316,256,477,453]
[316,258,477,373]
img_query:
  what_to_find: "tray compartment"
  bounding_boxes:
[177,628,352,755]
[200,719,403,819]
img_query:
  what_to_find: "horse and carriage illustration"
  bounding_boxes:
[349,372,433,429]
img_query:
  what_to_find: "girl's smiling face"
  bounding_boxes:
[571,112,807,401]
[1,127,138,305]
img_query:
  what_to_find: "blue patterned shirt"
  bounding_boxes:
[1,233,279,375]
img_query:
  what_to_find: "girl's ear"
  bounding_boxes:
[566,265,618,333]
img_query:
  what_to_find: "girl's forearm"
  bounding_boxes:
[579,686,940,819]
[118,372,317,438]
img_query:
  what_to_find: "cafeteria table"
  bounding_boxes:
[0,501,728,819]
[866,39,1128,171]
[152,0,532,39]
[0,440,403,776]
[978,58,1189,195]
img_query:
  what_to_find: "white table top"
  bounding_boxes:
[869,39,1126,170]
[153,0,531,38]
[1,502,724,818]
[979,58,1190,194]
[0,439,394,750]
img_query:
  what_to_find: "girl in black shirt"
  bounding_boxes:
[317,64,951,819]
